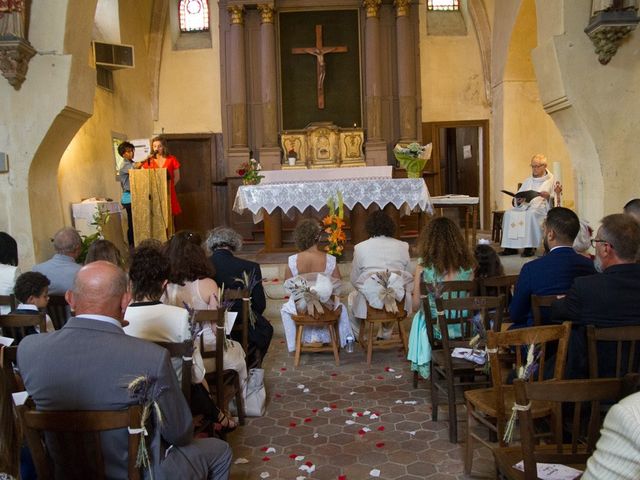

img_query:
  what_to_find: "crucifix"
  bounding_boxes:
[292,25,347,109]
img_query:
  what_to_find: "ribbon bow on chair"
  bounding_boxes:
[361,270,408,313]
[284,273,337,316]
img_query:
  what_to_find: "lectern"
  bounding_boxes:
[130,168,172,244]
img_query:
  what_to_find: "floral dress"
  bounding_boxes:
[407,265,473,379]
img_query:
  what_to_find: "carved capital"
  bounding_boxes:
[257,4,275,24]
[227,5,245,25]
[0,37,36,90]
[394,0,411,17]
[363,0,381,18]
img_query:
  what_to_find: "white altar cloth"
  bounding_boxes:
[261,166,392,183]
[233,178,433,223]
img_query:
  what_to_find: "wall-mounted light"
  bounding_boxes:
[585,0,640,64]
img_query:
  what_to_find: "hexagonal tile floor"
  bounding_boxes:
[225,331,495,479]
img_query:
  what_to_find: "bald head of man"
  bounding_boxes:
[65,261,131,324]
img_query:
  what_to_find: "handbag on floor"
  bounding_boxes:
[244,367,266,417]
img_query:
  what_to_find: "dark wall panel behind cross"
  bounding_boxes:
[279,10,362,130]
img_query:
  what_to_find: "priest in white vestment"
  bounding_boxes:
[500,154,557,257]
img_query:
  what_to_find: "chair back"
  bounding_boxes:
[18,403,142,480]
[365,300,406,321]
[531,294,559,327]
[435,295,504,347]
[0,313,47,343]
[223,288,250,353]
[0,294,16,311]
[46,294,71,330]
[153,340,193,404]
[513,374,640,480]
[1,345,20,394]
[197,309,229,409]
[587,324,640,378]
[479,274,518,321]
[486,322,571,422]
[292,304,342,325]
[422,280,477,350]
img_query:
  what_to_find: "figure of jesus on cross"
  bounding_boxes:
[292,25,347,109]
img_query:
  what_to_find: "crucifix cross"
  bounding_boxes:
[292,24,347,109]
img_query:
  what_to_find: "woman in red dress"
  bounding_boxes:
[142,136,182,216]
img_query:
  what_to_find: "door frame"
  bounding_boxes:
[422,120,490,229]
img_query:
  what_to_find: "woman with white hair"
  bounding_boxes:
[206,227,273,366]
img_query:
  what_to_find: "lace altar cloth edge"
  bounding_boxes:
[233,178,433,223]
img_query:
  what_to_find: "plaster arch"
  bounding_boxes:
[26,0,98,262]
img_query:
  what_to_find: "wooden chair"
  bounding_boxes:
[18,402,143,480]
[359,301,407,366]
[291,305,342,367]
[464,321,571,474]
[587,324,640,378]
[531,294,559,327]
[0,312,46,343]
[479,274,519,322]
[46,294,71,330]
[224,288,262,369]
[1,345,20,395]
[493,374,640,480]
[153,340,193,404]
[197,309,246,426]
[491,210,505,244]
[430,295,504,443]
[0,294,16,311]
[413,279,477,388]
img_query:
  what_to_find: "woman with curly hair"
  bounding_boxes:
[162,231,247,405]
[281,219,353,352]
[407,217,476,379]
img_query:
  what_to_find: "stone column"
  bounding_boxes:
[257,3,282,170]
[227,5,250,175]
[363,0,388,166]
[394,0,417,143]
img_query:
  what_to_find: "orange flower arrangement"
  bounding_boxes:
[323,192,346,258]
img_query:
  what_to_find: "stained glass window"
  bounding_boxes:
[427,0,460,11]
[179,0,209,32]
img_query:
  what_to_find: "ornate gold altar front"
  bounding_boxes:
[281,122,365,168]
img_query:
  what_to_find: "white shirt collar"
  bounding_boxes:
[17,303,39,311]
[549,245,572,253]
[76,314,123,329]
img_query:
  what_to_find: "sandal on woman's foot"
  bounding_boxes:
[214,411,238,433]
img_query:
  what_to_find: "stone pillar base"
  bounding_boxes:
[258,146,282,171]
[227,148,250,178]
[365,141,388,166]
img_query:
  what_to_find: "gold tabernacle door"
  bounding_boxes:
[281,122,365,169]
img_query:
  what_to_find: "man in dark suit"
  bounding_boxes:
[509,207,596,327]
[206,227,273,366]
[18,261,232,479]
[552,214,640,378]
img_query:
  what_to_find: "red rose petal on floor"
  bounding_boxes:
[377,426,385,431]
[304,418,312,423]
[331,373,337,377]
[262,456,270,461]
[280,367,287,371]
[305,461,313,467]
[339,476,347,480]
[289,422,297,427]
[346,407,353,412]
[376,376,384,380]
[312,408,318,413]
[384,366,391,372]
[330,404,337,409]
[358,429,366,435]
[275,393,282,398]
[356,412,363,417]
[376,442,385,448]
[260,446,268,451]
[289,453,297,459]
[374,412,380,416]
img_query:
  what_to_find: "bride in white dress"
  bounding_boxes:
[280,219,353,352]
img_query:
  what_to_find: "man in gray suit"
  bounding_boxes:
[32,226,82,294]
[18,261,232,479]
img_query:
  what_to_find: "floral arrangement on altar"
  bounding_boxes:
[237,158,264,185]
[323,192,346,258]
[393,142,433,178]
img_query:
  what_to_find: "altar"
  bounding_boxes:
[233,167,432,252]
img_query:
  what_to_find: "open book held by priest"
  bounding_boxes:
[501,189,540,203]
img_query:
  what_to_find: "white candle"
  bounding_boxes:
[552,161,562,185]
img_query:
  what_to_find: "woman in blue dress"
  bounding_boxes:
[407,217,476,379]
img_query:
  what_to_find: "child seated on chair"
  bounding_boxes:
[13,271,55,338]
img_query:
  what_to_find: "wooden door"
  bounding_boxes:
[165,135,216,237]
